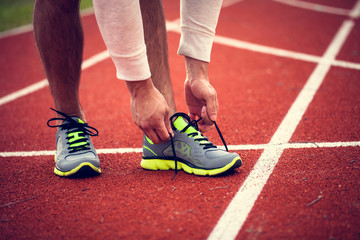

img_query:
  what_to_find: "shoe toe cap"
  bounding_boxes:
[57,152,100,171]
[203,150,240,169]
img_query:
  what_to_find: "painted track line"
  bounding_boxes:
[1,141,359,158]
[349,0,360,18]
[207,19,355,240]
[3,30,359,108]
[222,0,243,8]
[213,35,360,71]
[2,18,360,107]
[0,19,178,107]
[273,0,360,18]
[0,50,109,107]
[0,80,49,107]
[168,28,360,71]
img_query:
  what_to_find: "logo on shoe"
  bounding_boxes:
[163,141,204,167]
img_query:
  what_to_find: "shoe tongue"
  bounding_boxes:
[173,115,213,147]
[64,117,84,125]
[173,116,197,134]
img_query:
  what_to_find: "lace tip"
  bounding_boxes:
[213,120,229,152]
[171,172,177,181]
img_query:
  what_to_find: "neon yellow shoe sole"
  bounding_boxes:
[141,157,242,176]
[54,162,102,177]
[54,155,101,177]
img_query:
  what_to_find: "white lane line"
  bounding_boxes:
[207,19,355,240]
[214,34,323,63]
[4,27,360,108]
[1,0,358,40]
[0,80,49,107]
[165,19,180,31]
[168,28,360,71]
[0,24,34,39]
[0,19,178,107]
[332,59,360,70]
[222,0,243,8]
[212,35,360,70]
[273,0,353,17]
[0,50,109,107]
[1,141,359,157]
[214,35,360,70]
[228,141,360,150]
[349,0,360,18]
[2,18,360,108]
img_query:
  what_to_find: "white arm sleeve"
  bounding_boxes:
[93,0,151,81]
[177,0,223,62]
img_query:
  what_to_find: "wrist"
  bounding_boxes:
[126,78,155,98]
[185,56,209,83]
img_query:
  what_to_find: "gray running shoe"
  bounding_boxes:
[47,108,101,177]
[141,112,242,176]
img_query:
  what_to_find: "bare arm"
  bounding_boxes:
[184,57,218,132]
[179,0,222,132]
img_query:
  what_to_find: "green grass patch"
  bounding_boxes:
[0,0,93,32]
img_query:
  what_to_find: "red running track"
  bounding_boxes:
[0,0,359,239]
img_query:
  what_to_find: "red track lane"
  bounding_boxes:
[337,18,360,63]
[302,0,355,9]
[217,0,345,56]
[291,67,360,142]
[0,14,106,99]
[1,0,359,239]
[239,147,360,239]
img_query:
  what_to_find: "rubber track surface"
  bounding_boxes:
[0,0,359,239]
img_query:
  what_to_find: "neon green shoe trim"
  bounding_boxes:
[67,131,87,148]
[141,157,241,176]
[145,136,154,145]
[143,146,157,156]
[69,142,87,148]
[54,162,102,177]
[173,117,196,134]
[173,116,210,145]
[68,131,86,143]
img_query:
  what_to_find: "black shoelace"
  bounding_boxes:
[169,113,229,180]
[47,108,98,153]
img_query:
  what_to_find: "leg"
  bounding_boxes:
[140,0,176,115]
[34,0,101,177]
[33,0,85,121]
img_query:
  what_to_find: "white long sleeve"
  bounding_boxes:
[93,0,222,81]
[93,0,151,81]
[178,0,223,62]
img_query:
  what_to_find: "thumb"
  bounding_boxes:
[205,94,218,122]
[200,106,213,126]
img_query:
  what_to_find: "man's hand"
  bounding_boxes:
[126,78,173,144]
[184,57,219,133]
